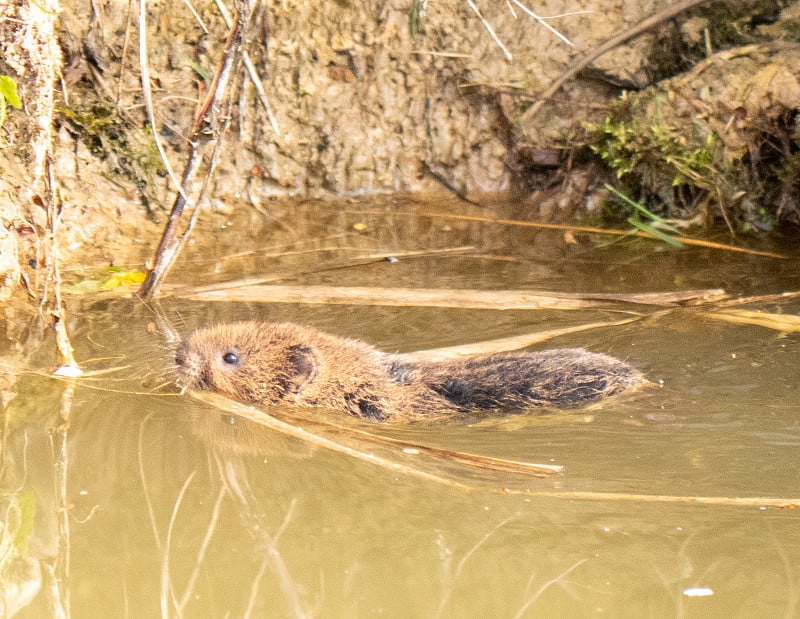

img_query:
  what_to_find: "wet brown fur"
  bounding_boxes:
[176,321,645,422]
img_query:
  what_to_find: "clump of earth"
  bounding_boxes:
[0,0,798,286]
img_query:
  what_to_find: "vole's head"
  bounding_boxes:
[175,322,319,405]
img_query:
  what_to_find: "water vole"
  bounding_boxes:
[175,321,644,422]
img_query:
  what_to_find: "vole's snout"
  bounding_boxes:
[175,341,189,367]
[175,341,204,394]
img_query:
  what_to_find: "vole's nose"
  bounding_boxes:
[175,341,189,366]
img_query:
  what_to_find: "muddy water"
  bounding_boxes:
[3,196,800,618]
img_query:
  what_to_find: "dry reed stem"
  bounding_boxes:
[279,413,562,476]
[401,211,788,259]
[175,283,726,309]
[710,291,800,308]
[190,395,800,509]
[179,284,606,309]
[399,317,642,362]
[194,392,475,489]
[515,489,800,508]
[193,391,560,483]
[699,310,800,333]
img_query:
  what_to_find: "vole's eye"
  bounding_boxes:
[222,352,239,365]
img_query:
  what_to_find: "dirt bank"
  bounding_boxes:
[0,0,798,287]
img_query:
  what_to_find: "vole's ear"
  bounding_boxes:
[279,344,319,395]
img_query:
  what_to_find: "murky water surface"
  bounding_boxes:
[3,196,800,618]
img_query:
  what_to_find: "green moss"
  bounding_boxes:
[579,3,800,228]
[585,65,800,228]
[584,91,726,219]
[57,100,118,154]
[56,97,165,209]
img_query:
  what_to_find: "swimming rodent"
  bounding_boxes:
[175,321,644,422]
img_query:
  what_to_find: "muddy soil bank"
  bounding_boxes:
[0,0,798,284]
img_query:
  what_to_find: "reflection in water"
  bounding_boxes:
[2,197,800,617]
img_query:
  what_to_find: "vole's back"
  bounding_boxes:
[391,349,644,412]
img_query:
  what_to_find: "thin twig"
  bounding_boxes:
[510,0,573,46]
[182,0,209,33]
[139,0,256,298]
[214,0,280,136]
[43,154,79,371]
[241,53,280,136]
[716,186,736,237]
[521,0,715,122]
[406,211,788,259]
[465,0,512,60]
[138,0,187,201]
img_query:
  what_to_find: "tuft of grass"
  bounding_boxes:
[605,184,684,248]
[585,98,721,195]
